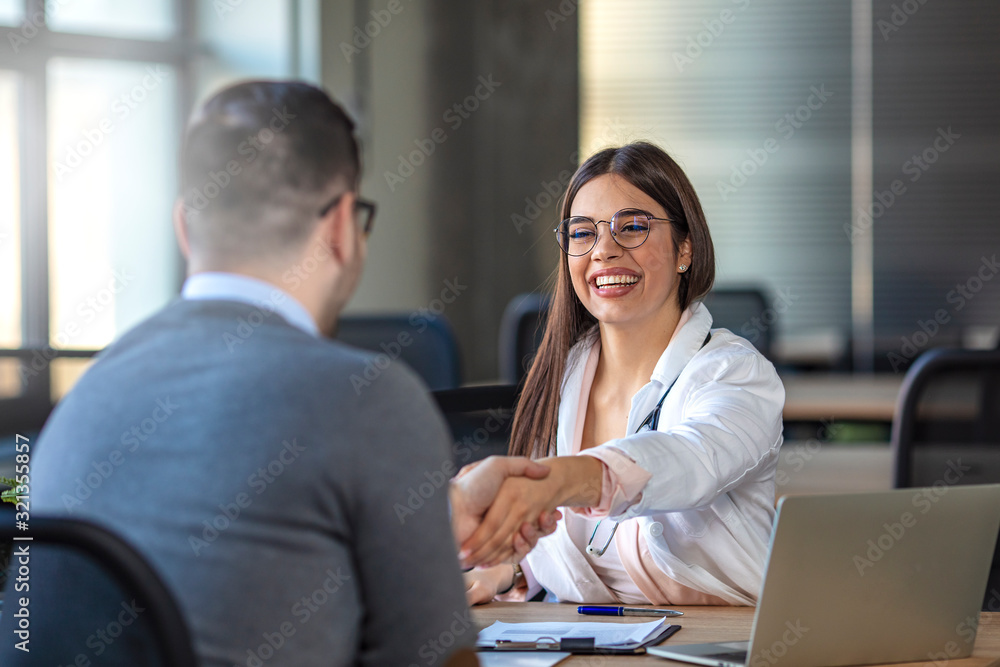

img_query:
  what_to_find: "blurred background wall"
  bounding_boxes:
[322,0,578,382]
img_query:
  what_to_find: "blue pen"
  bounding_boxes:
[577,606,683,617]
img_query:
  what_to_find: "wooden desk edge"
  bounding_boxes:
[472,603,1000,666]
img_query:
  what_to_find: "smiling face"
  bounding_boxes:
[566,173,692,330]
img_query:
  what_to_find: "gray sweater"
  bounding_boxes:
[20,298,472,666]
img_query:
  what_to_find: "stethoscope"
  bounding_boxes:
[585,332,711,557]
[584,385,671,557]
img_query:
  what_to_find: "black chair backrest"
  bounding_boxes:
[337,312,462,390]
[0,516,197,666]
[433,384,520,466]
[498,294,549,386]
[891,347,1000,610]
[700,288,772,359]
[892,347,1000,487]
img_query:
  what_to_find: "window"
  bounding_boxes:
[48,58,178,350]
[0,71,20,401]
[581,0,1000,370]
[0,71,20,350]
[46,0,176,40]
[0,0,22,26]
[1,0,319,422]
[581,0,852,363]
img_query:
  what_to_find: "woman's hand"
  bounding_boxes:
[463,564,513,605]
[458,456,605,568]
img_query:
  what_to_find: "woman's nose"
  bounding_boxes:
[590,221,622,260]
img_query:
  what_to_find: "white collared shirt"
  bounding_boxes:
[181,272,319,337]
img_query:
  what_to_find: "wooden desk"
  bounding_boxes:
[780,373,903,423]
[776,443,892,496]
[472,602,1000,666]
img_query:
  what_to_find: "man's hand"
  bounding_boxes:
[457,456,604,568]
[449,456,561,568]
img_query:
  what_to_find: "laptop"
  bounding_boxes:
[649,484,1000,667]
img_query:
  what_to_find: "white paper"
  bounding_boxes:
[477,619,666,649]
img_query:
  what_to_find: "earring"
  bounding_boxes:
[678,264,688,272]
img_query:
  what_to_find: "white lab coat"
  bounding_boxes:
[525,301,784,605]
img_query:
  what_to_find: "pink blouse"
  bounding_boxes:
[571,342,729,605]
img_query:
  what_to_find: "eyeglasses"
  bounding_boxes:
[555,208,671,256]
[318,192,377,237]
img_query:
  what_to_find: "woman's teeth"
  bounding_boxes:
[595,275,639,289]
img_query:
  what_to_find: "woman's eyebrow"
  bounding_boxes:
[571,207,655,219]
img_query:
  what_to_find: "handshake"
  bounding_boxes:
[448,455,604,569]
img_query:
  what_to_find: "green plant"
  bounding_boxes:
[0,477,22,505]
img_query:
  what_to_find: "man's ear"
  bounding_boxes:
[321,191,357,264]
[173,199,191,260]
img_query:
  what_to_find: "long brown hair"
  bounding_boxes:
[509,142,716,459]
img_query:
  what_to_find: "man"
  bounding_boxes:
[1,81,548,666]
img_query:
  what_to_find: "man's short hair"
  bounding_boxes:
[180,80,360,261]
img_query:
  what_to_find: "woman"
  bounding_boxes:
[460,142,784,607]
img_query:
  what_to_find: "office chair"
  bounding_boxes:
[701,288,772,360]
[0,516,198,666]
[498,293,549,385]
[337,312,462,390]
[433,384,520,465]
[891,347,1000,610]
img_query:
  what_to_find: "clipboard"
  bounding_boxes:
[478,622,681,655]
